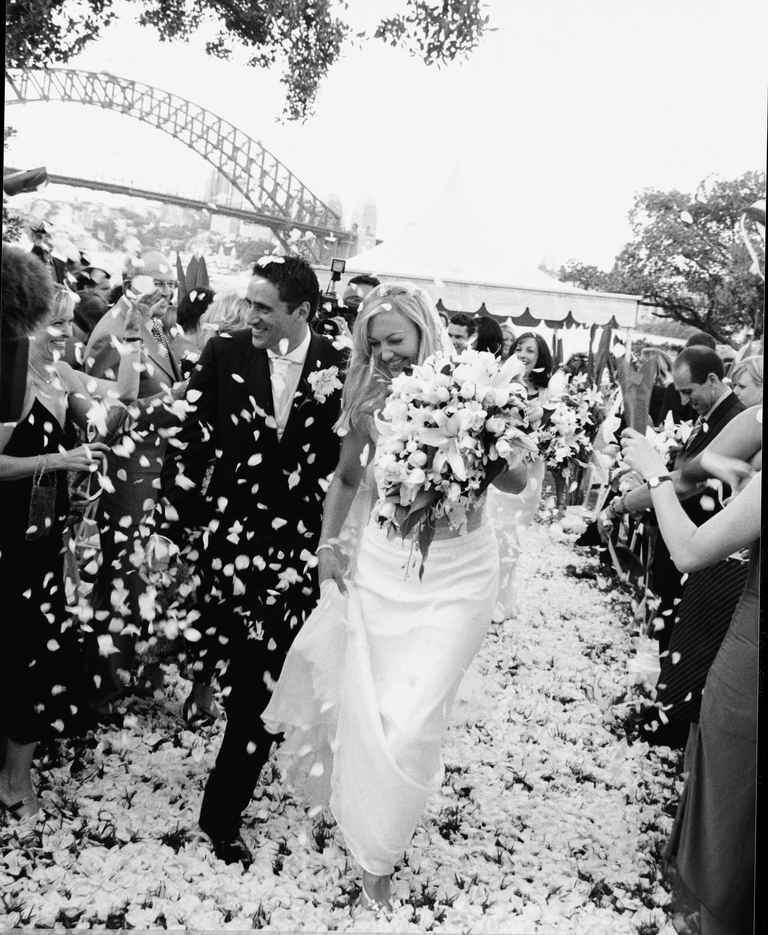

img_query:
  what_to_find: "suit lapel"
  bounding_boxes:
[279,333,331,455]
[244,339,280,444]
[681,392,742,459]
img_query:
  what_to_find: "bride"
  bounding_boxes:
[262,283,528,909]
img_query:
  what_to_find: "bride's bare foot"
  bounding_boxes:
[360,871,392,911]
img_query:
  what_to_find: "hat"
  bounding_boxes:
[126,251,175,282]
[82,265,111,284]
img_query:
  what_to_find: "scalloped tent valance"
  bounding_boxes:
[434,301,620,331]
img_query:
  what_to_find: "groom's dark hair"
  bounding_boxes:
[252,255,320,321]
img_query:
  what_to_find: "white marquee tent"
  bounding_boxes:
[339,168,641,331]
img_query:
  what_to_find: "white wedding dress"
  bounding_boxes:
[262,464,498,876]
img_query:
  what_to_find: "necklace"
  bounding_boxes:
[29,363,59,387]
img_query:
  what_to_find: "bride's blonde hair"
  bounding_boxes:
[337,282,447,433]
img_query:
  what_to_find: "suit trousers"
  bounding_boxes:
[198,543,319,839]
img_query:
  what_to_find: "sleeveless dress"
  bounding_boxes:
[666,540,759,929]
[262,463,499,875]
[487,384,547,619]
[0,398,91,742]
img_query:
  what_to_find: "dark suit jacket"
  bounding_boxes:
[163,329,344,554]
[675,391,745,465]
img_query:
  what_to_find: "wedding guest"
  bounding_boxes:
[658,332,716,424]
[447,312,476,353]
[605,347,745,744]
[201,291,249,336]
[0,259,140,820]
[342,274,380,319]
[564,352,589,380]
[621,423,759,935]
[728,355,762,407]
[84,250,185,705]
[75,267,112,337]
[488,331,553,619]
[500,321,516,359]
[171,287,216,378]
[163,255,344,867]
[0,247,53,424]
[474,315,504,356]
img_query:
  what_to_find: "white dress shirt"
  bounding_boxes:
[267,328,311,440]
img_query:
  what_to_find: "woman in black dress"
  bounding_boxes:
[622,418,760,935]
[0,263,140,820]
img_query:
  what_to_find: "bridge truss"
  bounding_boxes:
[4,68,353,261]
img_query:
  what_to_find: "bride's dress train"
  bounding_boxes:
[262,506,498,876]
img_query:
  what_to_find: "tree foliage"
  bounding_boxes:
[2,126,25,242]
[5,0,491,121]
[559,171,765,342]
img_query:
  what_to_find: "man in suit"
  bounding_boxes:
[84,250,184,700]
[610,347,746,747]
[162,255,344,867]
[604,344,743,652]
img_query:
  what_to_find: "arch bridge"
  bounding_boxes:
[4,67,353,261]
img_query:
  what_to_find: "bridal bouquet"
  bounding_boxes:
[538,374,604,471]
[373,349,539,576]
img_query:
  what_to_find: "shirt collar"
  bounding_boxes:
[703,387,731,422]
[267,327,311,363]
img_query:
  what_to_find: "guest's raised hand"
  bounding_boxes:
[699,451,755,496]
[620,428,666,480]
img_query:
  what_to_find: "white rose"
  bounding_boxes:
[495,438,512,458]
[409,450,428,467]
[407,467,426,485]
[485,416,506,435]
[459,381,476,400]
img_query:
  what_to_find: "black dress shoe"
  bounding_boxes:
[200,824,253,869]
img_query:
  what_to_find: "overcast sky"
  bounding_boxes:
[5,0,766,268]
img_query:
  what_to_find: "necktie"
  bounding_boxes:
[149,318,179,380]
[268,355,302,439]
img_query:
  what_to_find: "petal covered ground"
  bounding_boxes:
[1,524,683,933]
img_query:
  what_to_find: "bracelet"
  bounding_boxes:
[316,543,337,555]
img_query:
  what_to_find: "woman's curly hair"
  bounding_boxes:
[1,244,53,337]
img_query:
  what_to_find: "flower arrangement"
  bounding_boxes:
[373,349,539,575]
[538,374,604,471]
[607,410,694,496]
[647,411,694,467]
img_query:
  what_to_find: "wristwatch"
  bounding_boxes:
[646,474,673,489]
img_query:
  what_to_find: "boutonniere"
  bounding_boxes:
[307,365,342,403]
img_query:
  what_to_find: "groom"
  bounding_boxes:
[162,255,344,866]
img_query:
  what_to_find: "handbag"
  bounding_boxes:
[26,458,58,541]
